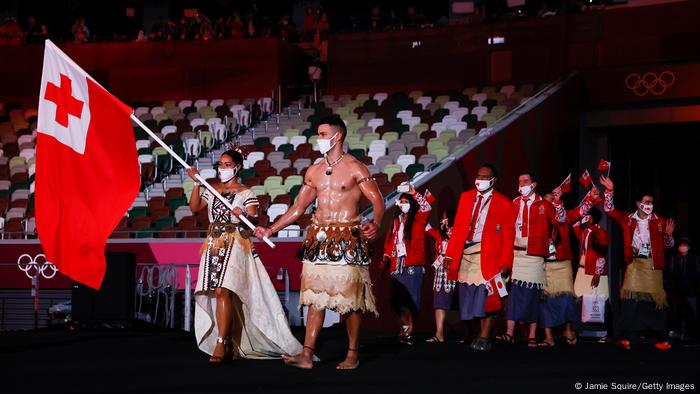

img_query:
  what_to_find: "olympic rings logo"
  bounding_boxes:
[624,71,675,96]
[17,253,58,279]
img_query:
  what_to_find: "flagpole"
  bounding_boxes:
[130,114,276,249]
[558,173,571,191]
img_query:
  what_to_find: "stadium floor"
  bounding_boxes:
[1,324,698,394]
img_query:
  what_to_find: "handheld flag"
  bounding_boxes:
[36,40,140,289]
[578,169,592,190]
[559,173,572,193]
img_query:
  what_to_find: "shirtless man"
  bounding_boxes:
[254,116,385,370]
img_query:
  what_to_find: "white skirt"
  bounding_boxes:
[194,232,304,359]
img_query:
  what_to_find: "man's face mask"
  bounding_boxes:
[475,178,494,192]
[519,184,535,197]
[317,132,339,155]
[640,203,653,215]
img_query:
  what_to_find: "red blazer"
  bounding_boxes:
[603,190,674,269]
[383,190,435,271]
[512,195,559,257]
[573,223,609,275]
[445,189,516,281]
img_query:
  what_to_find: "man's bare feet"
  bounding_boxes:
[336,348,359,370]
[282,346,314,369]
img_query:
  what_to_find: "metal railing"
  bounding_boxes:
[134,263,291,332]
[0,260,293,331]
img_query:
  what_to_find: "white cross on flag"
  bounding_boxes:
[36,40,140,289]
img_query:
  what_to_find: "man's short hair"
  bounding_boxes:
[317,116,347,141]
[520,171,537,183]
[636,192,654,202]
[479,163,498,178]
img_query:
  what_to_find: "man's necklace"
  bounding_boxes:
[325,153,345,175]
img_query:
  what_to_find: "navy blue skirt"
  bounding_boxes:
[390,269,424,313]
[539,294,578,328]
[506,282,541,323]
[457,283,488,320]
[433,289,456,310]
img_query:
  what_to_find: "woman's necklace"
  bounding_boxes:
[325,153,345,176]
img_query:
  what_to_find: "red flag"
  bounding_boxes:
[559,173,572,193]
[578,169,592,189]
[597,159,611,172]
[36,40,139,289]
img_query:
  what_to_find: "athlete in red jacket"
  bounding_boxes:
[444,163,517,351]
[599,175,675,350]
[382,184,434,345]
[539,187,596,347]
[498,172,565,347]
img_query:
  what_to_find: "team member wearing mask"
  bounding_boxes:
[599,175,675,350]
[444,164,517,351]
[382,183,435,345]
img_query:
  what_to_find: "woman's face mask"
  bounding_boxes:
[396,199,411,214]
[218,167,238,182]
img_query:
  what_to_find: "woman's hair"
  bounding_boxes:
[588,207,602,224]
[441,209,456,237]
[394,193,420,241]
[221,150,244,167]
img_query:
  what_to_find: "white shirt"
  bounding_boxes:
[515,194,537,240]
[396,220,407,257]
[471,190,493,243]
[631,211,651,256]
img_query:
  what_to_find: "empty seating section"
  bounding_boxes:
[0,84,542,238]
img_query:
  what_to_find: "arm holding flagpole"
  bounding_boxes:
[130,114,276,248]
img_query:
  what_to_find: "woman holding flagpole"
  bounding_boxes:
[187,149,305,364]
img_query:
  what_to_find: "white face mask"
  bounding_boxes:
[640,203,653,215]
[474,178,493,192]
[317,133,339,155]
[398,203,410,214]
[519,184,535,197]
[218,167,237,183]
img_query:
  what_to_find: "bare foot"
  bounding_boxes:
[282,353,313,369]
[336,349,359,370]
